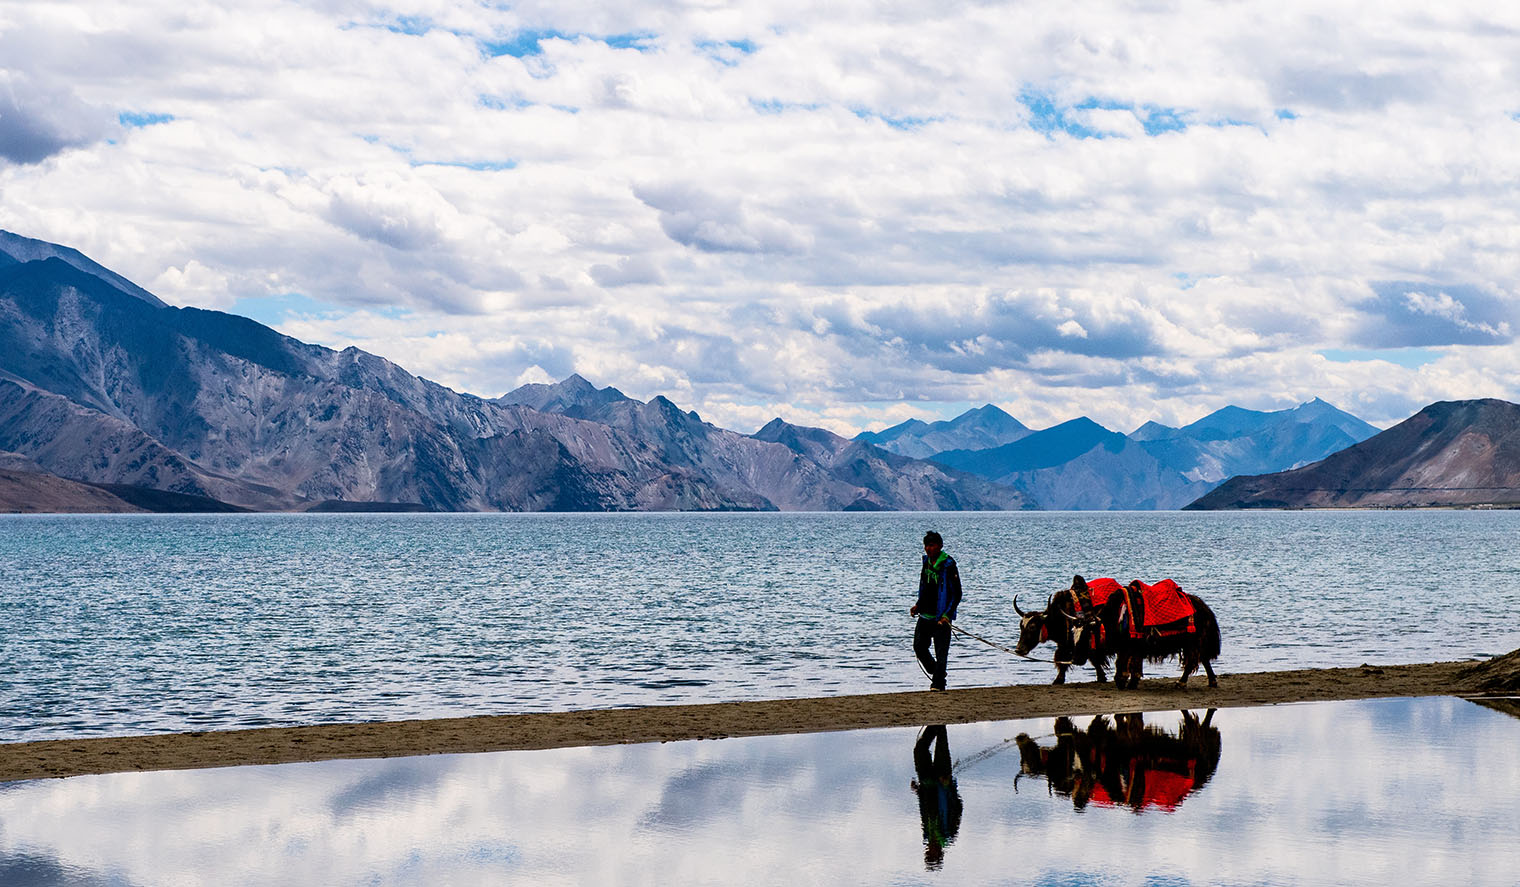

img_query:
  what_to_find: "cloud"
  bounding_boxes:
[634,182,812,254]
[1352,281,1514,348]
[589,254,662,287]
[0,71,113,164]
[2,1,1520,433]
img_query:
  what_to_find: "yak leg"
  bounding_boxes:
[1093,661,1108,684]
[1178,651,1198,688]
[1202,658,1218,688]
[1053,662,1068,685]
[1127,658,1143,690]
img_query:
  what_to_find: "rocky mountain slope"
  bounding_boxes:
[0,467,145,513]
[0,231,1029,512]
[1186,399,1520,509]
[498,376,1031,510]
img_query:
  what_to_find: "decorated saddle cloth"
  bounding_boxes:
[1089,761,1200,812]
[1081,577,1124,609]
[1121,579,1196,637]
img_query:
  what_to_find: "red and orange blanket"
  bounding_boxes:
[1076,577,1196,638]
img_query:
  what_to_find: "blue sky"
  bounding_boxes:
[2,2,1520,433]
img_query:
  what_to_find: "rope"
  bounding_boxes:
[951,736,1020,773]
[916,728,1057,775]
[949,621,1067,665]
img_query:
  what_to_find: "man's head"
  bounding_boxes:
[923,530,943,557]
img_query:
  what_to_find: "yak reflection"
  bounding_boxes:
[910,725,963,870]
[1015,710,1220,813]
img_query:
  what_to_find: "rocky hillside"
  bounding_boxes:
[1187,399,1520,509]
[0,467,145,513]
[0,231,1029,512]
[498,376,1032,510]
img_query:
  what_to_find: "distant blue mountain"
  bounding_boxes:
[855,404,1029,458]
[924,400,1381,509]
[933,417,1124,476]
[1136,399,1380,484]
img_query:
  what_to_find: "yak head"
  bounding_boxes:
[1013,594,1050,656]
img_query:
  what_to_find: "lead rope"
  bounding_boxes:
[948,621,1068,665]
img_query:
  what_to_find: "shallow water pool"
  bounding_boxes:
[1,696,1517,886]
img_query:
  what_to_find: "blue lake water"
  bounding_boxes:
[1,697,1516,886]
[2,511,1519,740]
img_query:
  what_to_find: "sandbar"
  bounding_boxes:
[4,654,1517,783]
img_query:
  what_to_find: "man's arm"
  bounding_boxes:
[945,560,962,621]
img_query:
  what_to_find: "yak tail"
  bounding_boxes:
[1193,595,1222,662]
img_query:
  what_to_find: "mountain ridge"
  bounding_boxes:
[0,230,1029,512]
[855,404,1030,458]
[1186,398,1520,509]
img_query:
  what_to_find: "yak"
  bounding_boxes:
[1015,575,1221,690]
[1097,579,1221,690]
[1015,709,1221,812]
[1012,584,1109,685]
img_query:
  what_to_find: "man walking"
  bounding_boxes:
[909,530,961,691]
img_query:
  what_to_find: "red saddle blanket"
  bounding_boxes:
[1122,579,1196,635]
[1084,577,1123,608]
[1089,763,1199,812]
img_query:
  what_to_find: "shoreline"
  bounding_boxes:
[3,657,1511,783]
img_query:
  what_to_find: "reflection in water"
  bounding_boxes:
[1015,710,1220,813]
[910,725,962,869]
[1470,696,1520,721]
[1,698,1518,885]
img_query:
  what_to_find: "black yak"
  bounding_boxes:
[1098,579,1221,690]
[1015,709,1221,812]
[1015,575,1221,689]
[1012,578,1109,684]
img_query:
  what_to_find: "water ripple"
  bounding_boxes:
[1,511,1517,740]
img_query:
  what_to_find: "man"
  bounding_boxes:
[909,530,961,691]
[910,724,962,870]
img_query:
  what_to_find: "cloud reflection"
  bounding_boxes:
[0,698,1516,885]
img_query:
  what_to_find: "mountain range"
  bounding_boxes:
[0,230,1028,512]
[855,405,1030,458]
[1188,399,1520,509]
[9,228,1489,514]
[902,399,1380,509]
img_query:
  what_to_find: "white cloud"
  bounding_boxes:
[2,1,1520,432]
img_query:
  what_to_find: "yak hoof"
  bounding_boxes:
[1208,679,1219,688]
[1052,675,1066,686]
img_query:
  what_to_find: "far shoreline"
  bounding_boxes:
[4,655,1515,783]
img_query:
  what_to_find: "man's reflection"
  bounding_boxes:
[1015,709,1220,813]
[911,725,963,870]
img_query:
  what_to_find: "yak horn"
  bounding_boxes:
[1013,594,1029,617]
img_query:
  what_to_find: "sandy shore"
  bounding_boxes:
[5,653,1517,783]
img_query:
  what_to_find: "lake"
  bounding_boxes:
[2,511,1518,740]
[1,697,1515,885]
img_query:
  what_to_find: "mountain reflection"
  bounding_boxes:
[911,725,963,870]
[1015,710,1220,813]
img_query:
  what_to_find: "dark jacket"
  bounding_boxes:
[916,552,962,620]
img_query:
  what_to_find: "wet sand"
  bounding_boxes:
[5,654,1516,783]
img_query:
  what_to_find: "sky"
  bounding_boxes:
[3,1,1520,435]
